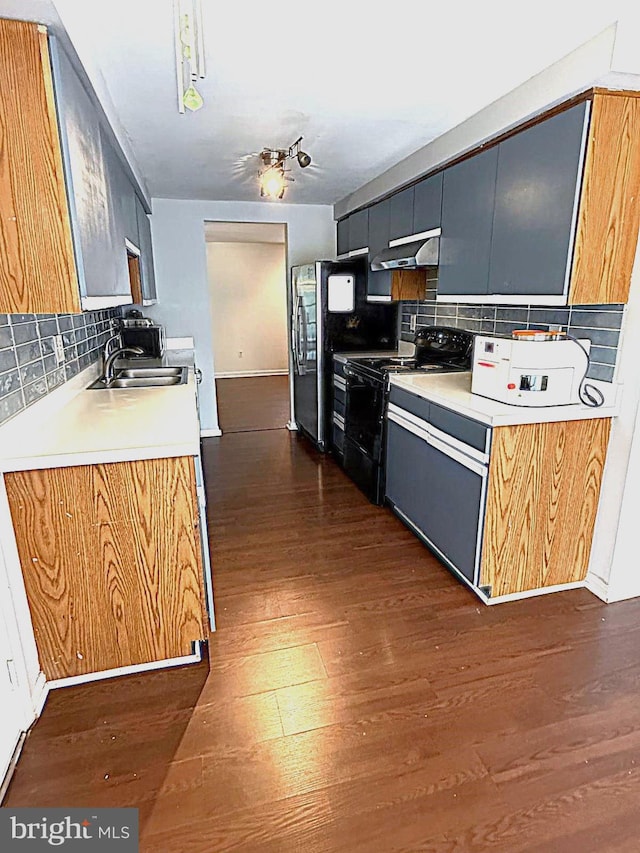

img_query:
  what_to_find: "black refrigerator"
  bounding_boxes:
[289,258,397,451]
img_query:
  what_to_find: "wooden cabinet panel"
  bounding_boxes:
[481,418,610,597]
[0,20,79,313]
[570,93,640,305]
[390,269,426,301]
[5,457,206,681]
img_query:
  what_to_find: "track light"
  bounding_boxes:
[257,137,312,200]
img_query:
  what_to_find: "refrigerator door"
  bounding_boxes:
[291,264,322,445]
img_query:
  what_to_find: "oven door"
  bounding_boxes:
[343,367,385,461]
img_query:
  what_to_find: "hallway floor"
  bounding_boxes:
[6,430,640,851]
[215,375,289,433]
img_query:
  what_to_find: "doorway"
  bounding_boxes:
[204,221,289,433]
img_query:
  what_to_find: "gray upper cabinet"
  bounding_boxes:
[49,37,124,306]
[103,133,139,248]
[366,199,392,300]
[348,209,369,252]
[135,197,157,304]
[389,186,415,241]
[413,172,443,234]
[337,218,349,257]
[488,102,589,298]
[438,146,499,296]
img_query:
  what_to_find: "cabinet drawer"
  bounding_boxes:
[388,385,431,422]
[333,396,346,419]
[332,419,345,454]
[428,402,489,453]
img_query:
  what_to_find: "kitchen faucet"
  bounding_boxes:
[102,345,144,385]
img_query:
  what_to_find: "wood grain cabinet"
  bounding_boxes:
[4,456,207,681]
[385,385,611,600]
[0,18,152,314]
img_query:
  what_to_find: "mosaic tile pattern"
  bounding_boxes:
[400,272,624,382]
[0,309,122,425]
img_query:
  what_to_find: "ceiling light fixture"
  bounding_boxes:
[258,137,312,200]
[174,0,206,113]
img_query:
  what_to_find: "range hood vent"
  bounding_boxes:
[370,237,439,271]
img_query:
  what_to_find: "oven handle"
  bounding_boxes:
[387,410,488,477]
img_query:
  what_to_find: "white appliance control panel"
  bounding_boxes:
[471,335,590,407]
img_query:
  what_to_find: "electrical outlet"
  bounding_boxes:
[409,315,417,333]
[53,334,65,365]
[238,351,243,359]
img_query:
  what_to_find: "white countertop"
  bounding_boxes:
[389,371,622,426]
[0,354,201,472]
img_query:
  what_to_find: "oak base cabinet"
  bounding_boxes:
[385,385,612,600]
[5,456,207,681]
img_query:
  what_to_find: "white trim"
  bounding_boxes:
[124,238,141,256]
[47,644,203,689]
[436,293,568,305]
[389,227,441,248]
[367,295,393,303]
[166,336,195,350]
[286,421,298,431]
[142,299,158,307]
[585,572,609,602]
[81,295,133,310]
[0,732,27,805]
[214,369,288,378]
[336,253,350,261]
[348,247,368,257]
[200,427,222,437]
[484,580,586,605]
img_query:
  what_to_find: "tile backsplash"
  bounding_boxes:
[400,272,624,383]
[0,309,122,426]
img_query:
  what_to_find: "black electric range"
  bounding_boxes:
[341,327,474,504]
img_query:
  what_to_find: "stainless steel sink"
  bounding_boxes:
[87,366,188,389]
[118,367,185,378]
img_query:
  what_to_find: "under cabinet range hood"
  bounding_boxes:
[370,236,440,271]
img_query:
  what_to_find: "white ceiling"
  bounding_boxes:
[2,0,635,205]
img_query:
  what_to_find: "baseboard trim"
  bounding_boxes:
[585,573,609,602]
[47,644,203,689]
[215,370,288,379]
[200,428,222,437]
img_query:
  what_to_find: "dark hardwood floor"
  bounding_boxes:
[215,375,289,433]
[6,429,640,851]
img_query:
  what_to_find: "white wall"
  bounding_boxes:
[206,241,288,376]
[146,199,335,432]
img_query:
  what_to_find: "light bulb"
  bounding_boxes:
[260,167,286,199]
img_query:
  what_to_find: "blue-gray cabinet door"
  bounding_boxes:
[367,199,392,300]
[49,38,127,306]
[413,172,443,233]
[348,209,369,252]
[488,102,589,298]
[135,197,157,304]
[385,419,485,584]
[337,218,349,256]
[389,186,415,241]
[438,147,499,296]
[102,133,139,248]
